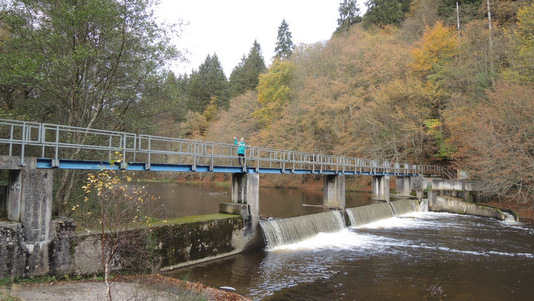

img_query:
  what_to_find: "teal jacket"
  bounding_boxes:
[234,138,247,155]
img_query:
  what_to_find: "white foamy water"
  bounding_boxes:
[269,212,534,259]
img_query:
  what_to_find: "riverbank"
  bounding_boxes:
[0,275,251,301]
[487,200,534,222]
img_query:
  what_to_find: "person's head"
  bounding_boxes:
[240,137,244,142]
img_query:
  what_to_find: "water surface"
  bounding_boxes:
[140,182,371,218]
[166,212,534,300]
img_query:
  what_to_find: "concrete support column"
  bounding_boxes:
[21,168,54,276]
[7,170,22,221]
[396,176,413,196]
[230,173,259,234]
[323,175,346,209]
[372,175,390,202]
[1,157,54,276]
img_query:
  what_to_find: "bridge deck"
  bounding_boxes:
[36,158,418,176]
[0,119,441,176]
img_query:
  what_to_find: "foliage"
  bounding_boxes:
[0,0,180,213]
[503,3,534,82]
[186,54,229,112]
[363,0,412,29]
[436,0,482,26]
[206,91,260,144]
[72,153,164,300]
[274,19,294,60]
[411,21,458,82]
[253,59,295,128]
[449,81,534,201]
[180,111,209,138]
[335,0,363,35]
[229,40,266,98]
[0,0,178,129]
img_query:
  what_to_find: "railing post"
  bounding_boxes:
[40,123,45,158]
[53,126,60,168]
[20,122,27,166]
[146,136,152,170]
[210,143,214,172]
[255,148,260,173]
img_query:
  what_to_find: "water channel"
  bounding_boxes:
[144,182,534,300]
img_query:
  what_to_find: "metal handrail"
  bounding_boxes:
[0,118,437,175]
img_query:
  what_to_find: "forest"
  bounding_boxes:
[1,0,533,212]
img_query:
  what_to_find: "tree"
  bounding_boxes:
[229,40,266,98]
[253,59,295,127]
[186,54,229,112]
[411,21,458,83]
[335,0,363,34]
[274,19,294,60]
[75,155,162,301]
[363,0,412,28]
[0,0,180,210]
[450,81,534,201]
[503,3,534,82]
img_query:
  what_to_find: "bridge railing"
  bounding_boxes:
[0,119,430,175]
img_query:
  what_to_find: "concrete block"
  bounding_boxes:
[219,203,249,217]
[372,175,390,201]
[323,175,346,209]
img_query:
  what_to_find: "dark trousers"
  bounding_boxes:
[238,153,245,165]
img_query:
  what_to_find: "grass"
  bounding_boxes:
[149,213,240,227]
[75,213,241,234]
[1,275,58,286]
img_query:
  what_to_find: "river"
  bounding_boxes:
[142,182,371,219]
[143,182,534,300]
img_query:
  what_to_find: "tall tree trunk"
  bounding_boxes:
[487,0,495,87]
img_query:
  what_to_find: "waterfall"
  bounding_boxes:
[390,199,420,216]
[347,199,420,227]
[260,211,345,249]
[419,198,429,212]
[503,212,516,222]
[346,203,395,227]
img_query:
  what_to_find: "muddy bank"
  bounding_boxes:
[0,274,250,301]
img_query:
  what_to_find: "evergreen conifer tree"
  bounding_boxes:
[363,0,412,28]
[274,19,294,60]
[229,40,266,97]
[335,0,362,34]
[186,54,229,112]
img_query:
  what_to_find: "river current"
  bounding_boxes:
[142,182,534,300]
[166,212,534,300]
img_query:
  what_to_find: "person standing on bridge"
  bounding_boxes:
[234,137,249,166]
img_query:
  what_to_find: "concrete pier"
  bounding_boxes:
[222,173,260,237]
[0,156,54,276]
[323,175,346,209]
[372,175,390,201]
[396,176,413,196]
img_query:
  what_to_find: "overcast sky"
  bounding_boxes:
[158,0,366,76]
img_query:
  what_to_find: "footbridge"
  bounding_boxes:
[0,119,443,276]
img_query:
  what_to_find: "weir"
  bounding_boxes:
[260,210,345,248]
[260,199,422,248]
[346,203,395,227]
[390,198,420,216]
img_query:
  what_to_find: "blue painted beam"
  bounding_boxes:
[36,158,419,176]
